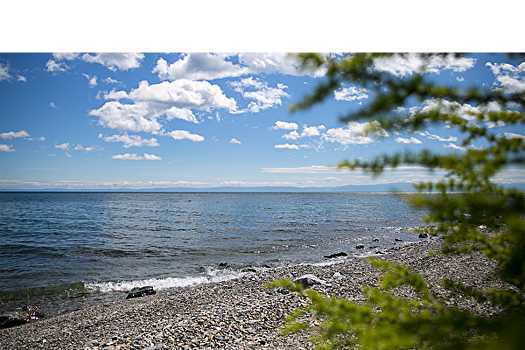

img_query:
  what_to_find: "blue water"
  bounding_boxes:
[0,192,426,316]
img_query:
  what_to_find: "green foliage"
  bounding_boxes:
[273,53,525,349]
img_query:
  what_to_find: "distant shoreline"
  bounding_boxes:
[1,183,523,193]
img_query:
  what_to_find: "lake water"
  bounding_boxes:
[0,192,427,316]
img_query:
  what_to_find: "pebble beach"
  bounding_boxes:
[0,237,511,350]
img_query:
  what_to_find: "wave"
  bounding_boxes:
[85,267,251,294]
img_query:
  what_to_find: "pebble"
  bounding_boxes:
[0,238,514,349]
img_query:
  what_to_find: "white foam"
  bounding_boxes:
[85,267,249,294]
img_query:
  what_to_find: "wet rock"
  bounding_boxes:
[324,252,348,259]
[395,238,403,242]
[356,244,365,249]
[0,305,44,329]
[126,286,156,299]
[294,274,325,288]
[419,233,428,238]
[241,268,257,273]
[373,238,379,242]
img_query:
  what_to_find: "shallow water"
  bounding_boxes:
[0,192,427,316]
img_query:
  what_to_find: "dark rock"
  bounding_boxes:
[373,238,379,242]
[241,268,257,273]
[324,252,348,259]
[294,274,325,288]
[0,305,44,329]
[395,238,403,242]
[356,244,365,249]
[126,286,156,299]
[218,262,229,267]
[419,233,428,238]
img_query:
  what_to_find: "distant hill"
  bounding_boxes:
[1,183,412,192]
[2,182,524,193]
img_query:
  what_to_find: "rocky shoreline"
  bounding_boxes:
[0,237,512,349]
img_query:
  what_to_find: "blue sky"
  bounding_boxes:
[0,52,524,190]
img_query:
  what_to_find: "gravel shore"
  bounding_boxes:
[0,237,512,350]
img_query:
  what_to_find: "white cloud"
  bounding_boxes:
[91,79,237,133]
[152,53,248,81]
[230,138,241,144]
[395,137,422,144]
[0,130,30,139]
[322,122,386,147]
[486,61,525,93]
[283,124,326,140]
[275,143,299,149]
[0,63,12,81]
[104,77,120,84]
[100,133,160,148]
[456,76,465,82]
[49,102,58,108]
[74,144,102,153]
[270,121,298,131]
[112,153,162,160]
[165,130,204,142]
[52,53,79,60]
[0,144,15,152]
[283,130,301,140]
[229,77,290,113]
[334,85,369,101]
[164,107,198,123]
[83,73,97,87]
[17,75,27,82]
[417,131,458,142]
[301,125,325,137]
[443,143,465,151]
[416,99,509,127]
[45,59,68,72]
[373,54,476,77]
[152,53,324,82]
[90,101,162,133]
[55,143,70,150]
[504,132,525,139]
[104,90,128,100]
[82,53,144,71]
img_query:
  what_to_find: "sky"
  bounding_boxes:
[1,52,524,190]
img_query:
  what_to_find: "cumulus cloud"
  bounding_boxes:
[52,53,79,61]
[504,132,525,139]
[0,130,30,139]
[99,133,160,148]
[282,124,326,140]
[45,59,69,72]
[104,90,128,100]
[0,63,12,81]
[275,143,299,149]
[17,75,27,82]
[83,73,97,87]
[74,144,100,152]
[270,121,298,130]
[152,53,248,81]
[230,138,241,144]
[443,143,466,151]
[486,61,525,93]
[90,79,237,133]
[82,53,144,71]
[55,143,70,150]
[373,54,476,77]
[152,53,324,81]
[322,122,387,147]
[395,137,422,144]
[112,153,162,160]
[415,99,510,129]
[164,130,204,142]
[334,85,369,101]
[90,101,162,133]
[229,77,290,113]
[0,144,15,152]
[417,131,458,142]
